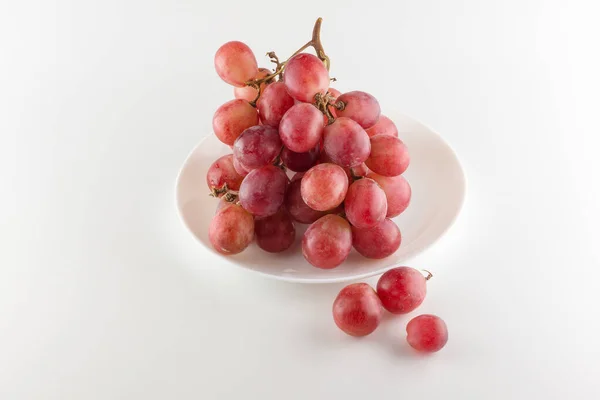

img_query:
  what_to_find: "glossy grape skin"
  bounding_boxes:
[366,135,410,177]
[344,178,387,229]
[206,154,244,194]
[213,99,259,145]
[301,163,348,211]
[406,315,448,353]
[233,68,271,101]
[283,53,329,102]
[239,165,288,218]
[336,91,381,129]
[214,41,258,87]
[233,125,282,170]
[365,115,398,137]
[209,204,254,255]
[284,179,327,224]
[323,117,371,168]
[332,283,383,337]
[352,219,401,259]
[257,82,295,127]
[376,267,427,314]
[367,172,411,217]
[232,155,250,177]
[254,209,295,253]
[279,103,324,152]
[281,145,320,172]
[302,214,352,269]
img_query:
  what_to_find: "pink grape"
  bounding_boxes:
[301,163,348,211]
[281,145,319,172]
[213,99,259,145]
[332,283,383,337]
[233,125,282,170]
[365,115,398,137]
[209,204,254,255]
[257,81,295,127]
[406,315,448,353]
[323,117,371,167]
[336,91,381,129]
[367,172,411,217]
[233,68,271,101]
[206,154,244,193]
[254,208,295,253]
[302,214,352,269]
[284,179,327,224]
[279,103,324,152]
[216,197,235,213]
[366,135,410,177]
[214,41,258,87]
[283,53,329,103]
[232,155,250,177]
[344,178,387,229]
[352,219,401,259]
[239,165,288,218]
[376,267,427,314]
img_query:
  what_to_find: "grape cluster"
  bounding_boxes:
[206,19,412,267]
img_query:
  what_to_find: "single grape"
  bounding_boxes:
[209,204,254,255]
[406,315,448,353]
[281,145,320,172]
[376,267,428,314]
[323,117,371,168]
[279,103,324,152]
[232,155,250,177]
[365,135,410,176]
[233,68,271,101]
[214,41,258,87]
[206,154,244,194]
[213,99,259,145]
[344,178,387,229]
[233,125,282,170]
[301,163,348,211]
[332,283,383,337]
[365,115,398,137]
[283,53,329,102]
[284,179,327,224]
[257,81,295,127]
[336,91,381,129]
[367,172,411,217]
[254,208,295,253]
[239,165,288,218]
[352,219,401,259]
[302,214,352,269]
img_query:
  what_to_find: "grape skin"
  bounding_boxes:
[366,172,411,217]
[233,125,282,170]
[336,91,381,129]
[232,155,250,177]
[344,178,387,229]
[376,267,427,314]
[281,145,320,172]
[352,218,401,259]
[406,315,448,353]
[213,99,259,146]
[332,283,383,336]
[214,41,258,87]
[206,154,244,193]
[284,179,327,224]
[365,134,410,177]
[302,214,352,269]
[323,117,371,168]
[254,208,296,253]
[279,103,324,153]
[283,53,329,103]
[209,204,254,255]
[301,163,348,211]
[365,115,398,137]
[257,82,295,127]
[239,165,288,218]
[233,68,271,101]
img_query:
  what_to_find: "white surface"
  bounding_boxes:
[2,1,600,399]
[177,114,465,283]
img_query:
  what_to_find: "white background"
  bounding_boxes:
[2,0,600,399]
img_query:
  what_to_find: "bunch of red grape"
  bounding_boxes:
[207,19,412,269]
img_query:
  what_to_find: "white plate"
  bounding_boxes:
[176,113,466,283]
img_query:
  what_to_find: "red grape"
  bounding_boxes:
[376,267,427,314]
[239,165,288,217]
[213,99,259,145]
[301,163,348,211]
[283,53,329,103]
[291,171,305,182]
[209,204,254,255]
[344,178,387,229]
[279,103,324,152]
[349,163,370,179]
[232,155,250,177]
[233,125,282,170]
[336,91,381,129]
[365,135,410,177]
[206,154,244,194]
[323,117,371,167]
[406,315,448,353]
[281,145,319,172]
[214,41,258,87]
[257,81,295,127]
[254,208,295,253]
[216,197,235,213]
[367,172,411,217]
[284,179,327,224]
[233,68,271,101]
[365,115,398,137]
[352,219,401,259]
[332,283,383,337]
[302,214,352,269]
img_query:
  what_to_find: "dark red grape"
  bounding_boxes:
[239,165,288,218]
[280,145,320,172]
[254,208,295,253]
[284,179,327,224]
[233,125,282,170]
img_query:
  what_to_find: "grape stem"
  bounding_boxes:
[422,270,433,281]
